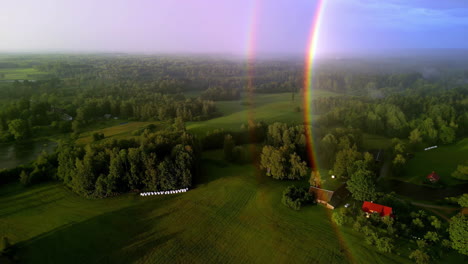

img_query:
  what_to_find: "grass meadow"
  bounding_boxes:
[187,91,336,136]
[396,138,468,186]
[0,68,49,80]
[0,149,412,264]
[76,121,165,144]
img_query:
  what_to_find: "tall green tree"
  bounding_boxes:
[449,214,468,256]
[347,161,377,201]
[8,119,28,140]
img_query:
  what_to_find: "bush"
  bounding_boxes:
[376,237,394,253]
[332,209,347,226]
[92,132,105,142]
[1,237,10,253]
[19,170,30,186]
[281,185,313,210]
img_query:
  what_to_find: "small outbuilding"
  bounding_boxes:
[427,171,440,183]
[362,201,393,217]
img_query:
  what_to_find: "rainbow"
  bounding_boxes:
[303,0,326,173]
[245,0,261,153]
[303,2,356,262]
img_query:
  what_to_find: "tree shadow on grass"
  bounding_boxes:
[15,200,183,264]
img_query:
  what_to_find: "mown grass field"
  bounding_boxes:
[395,138,468,186]
[187,91,337,136]
[0,149,414,264]
[0,68,48,80]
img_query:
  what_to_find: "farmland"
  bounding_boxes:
[0,149,411,264]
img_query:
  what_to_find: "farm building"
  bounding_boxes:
[309,184,350,209]
[362,201,393,217]
[426,171,440,183]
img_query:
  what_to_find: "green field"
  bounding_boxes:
[362,133,394,150]
[0,68,49,80]
[76,121,165,144]
[187,91,336,136]
[0,149,412,264]
[395,138,468,186]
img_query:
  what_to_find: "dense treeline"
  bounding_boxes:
[59,131,198,197]
[314,88,468,143]
[15,129,199,198]
[0,83,219,142]
[201,86,241,101]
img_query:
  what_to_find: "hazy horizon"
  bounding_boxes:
[2,0,468,55]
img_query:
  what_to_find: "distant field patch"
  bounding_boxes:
[394,138,468,186]
[188,91,336,136]
[362,133,394,150]
[0,68,49,80]
[77,121,164,144]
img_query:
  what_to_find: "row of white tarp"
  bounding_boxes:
[424,145,438,151]
[140,188,188,196]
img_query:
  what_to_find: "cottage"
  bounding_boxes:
[362,201,393,217]
[427,171,440,183]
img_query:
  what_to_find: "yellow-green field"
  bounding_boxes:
[0,68,48,80]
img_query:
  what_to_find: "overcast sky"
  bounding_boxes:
[1,0,467,55]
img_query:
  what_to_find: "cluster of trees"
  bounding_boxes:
[201,121,267,150]
[314,88,467,144]
[17,129,199,198]
[58,132,197,197]
[223,134,245,163]
[71,94,218,134]
[451,162,468,180]
[201,86,241,101]
[260,123,308,180]
[281,185,314,210]
[333,193,457,262]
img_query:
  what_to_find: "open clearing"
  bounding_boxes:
[395,138,468,186]
[0,149,412,264]
[0,68,49,80]
[187,91,337,136]
[76,121,165,144]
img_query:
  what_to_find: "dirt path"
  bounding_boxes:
[409,201,460,222]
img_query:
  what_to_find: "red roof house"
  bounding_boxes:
[362,201,393,217]
[427,171,440,183]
